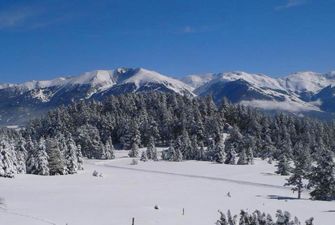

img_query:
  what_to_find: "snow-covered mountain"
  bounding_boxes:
[188,70,335,117]
[0,68,193,125]
[1,67,335,126]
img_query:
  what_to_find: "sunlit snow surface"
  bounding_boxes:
[0,150,334,225]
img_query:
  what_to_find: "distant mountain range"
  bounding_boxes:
[1,67,335,126]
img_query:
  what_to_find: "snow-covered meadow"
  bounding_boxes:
[0,150,334,225]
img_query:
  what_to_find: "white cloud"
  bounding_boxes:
[276,0,307,10]
[240,99,320,113]
[0,7,39,29]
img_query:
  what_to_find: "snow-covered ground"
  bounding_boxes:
[0,150,334,225]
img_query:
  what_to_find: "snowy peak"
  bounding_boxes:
[69,70,115,87]
[180,73,215,89]
[217,71,285,91]
[278,71,335,94]
[119,68,194,94]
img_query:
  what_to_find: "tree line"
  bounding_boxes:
[0,92,334,200]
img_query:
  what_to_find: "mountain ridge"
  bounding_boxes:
[0,67,335,126]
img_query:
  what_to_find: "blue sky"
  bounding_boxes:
[0,0,334,83]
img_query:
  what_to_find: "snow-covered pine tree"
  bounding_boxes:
[0,139,17,177]
[197,142,206,161]
[224,126,242,164]
[181,130,192,160]
[285,141,309,199]
[140,151,148,162]
[214,134,225,164]
[276,154,290,176]
[173,136,184,161]
[104,137,115,159]
[246,147,254,165]
[15,135,27,174]
[77,124,105,159]
[225,148,236,165]
[307,148,335,201]
[46,138,65,175]
[76,144,84,170]
[65,134,79,174]
[190,135,199,160]
[162,142,175,161]
[26,138,49,176]
[237,148,247,165]
[152,147,159,161]
[128,142,139,158]
[146,136,156,160]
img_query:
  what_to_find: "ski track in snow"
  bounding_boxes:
[0,206,57,225]
[96,163,292,191]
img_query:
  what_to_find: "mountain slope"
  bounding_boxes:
[1,68,335,126]
[0,68,193,126]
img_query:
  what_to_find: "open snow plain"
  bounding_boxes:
[1,150,334,225]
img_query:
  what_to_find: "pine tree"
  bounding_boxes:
[128,142,139,158]
[0,140,17,177]
[285,141,309,199]
[214,135,225,163]
[246,147,254,165]
[26,138,49,176]
[76,144,84,170]
[181,130,192,160]
[65,134,79,174]
[104,137,115,159]
[140,151,148,162]
[152,147,159,161]
[237,148,247,165]
[225,148,236,165]
[173,137,184,161]
[197,142,206,161]
[146,136,156,160]
[307,149,335,201]
[224,126,242,164]
[206,138,216,161]
[15,136,27,174]
[46,138,65,175]
[276,154,290,176]
[190,135,199,160]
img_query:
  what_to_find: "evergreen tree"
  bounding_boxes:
[46,138,65,175]
[65,134,79,174]
[197,142,206,161]
[285,141,309,199]
[307,149,335,201]
[214,134,225,163]
[140,151,148,162]
[237,148,247,165]
[246,147,254,165]
[146,136,156,160]
[128,142,139,158]
[276,154,290,176]
[152,147,159,161]
[225,148,236,165]
[104,137,115,159]
[224,126,242,164]
[26,138,49,176]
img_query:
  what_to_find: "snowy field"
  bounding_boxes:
[0,150,334,225]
